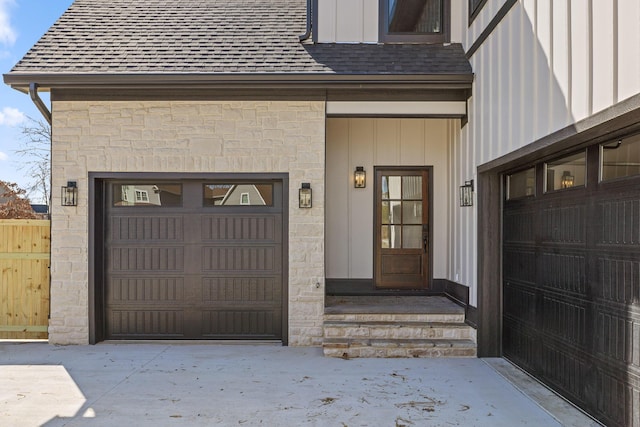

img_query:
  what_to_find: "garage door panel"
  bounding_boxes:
[595,309,640,368]
[503,282,537,326]
[541,204,586,244]
[109,310,185,337]
[503,248,536,285]
[108,277,185,303]
[202,247,278,272]
[202,310,280,337]
[542,294,588,346]
[597,255,640,304]
[110,247,185,272]
[202,277,280,303]
[597,198,640,246]
[202,215,280,242]
[111,216,184,242]
[538,251,586,295]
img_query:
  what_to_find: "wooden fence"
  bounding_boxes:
[0,219,50,339]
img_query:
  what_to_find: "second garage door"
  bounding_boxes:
[103,178,285,341]
[502,133,640,427]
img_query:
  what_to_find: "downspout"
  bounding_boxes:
[29,83,52,125]
[299,0,312,41]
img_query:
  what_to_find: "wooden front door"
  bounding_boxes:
[375,167,431,289]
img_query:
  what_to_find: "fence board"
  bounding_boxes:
[0,220,50,339]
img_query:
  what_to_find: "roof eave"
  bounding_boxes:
[3,72,474,93]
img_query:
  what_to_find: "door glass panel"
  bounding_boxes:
[601,132,640,181]
[113,183,182,207]
[381,176,390,199]
[203,183,273,206]
[402,176,422,199]
[381,225,390,248]
[387,176,402,199]
[389,201,402,224]
[544,151,586,192]
[402,201,422,224]
[381,202,390,224]
[388,225,402,248]
[402,226,422,249]
[379,172,427,249]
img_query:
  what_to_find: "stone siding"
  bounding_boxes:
[50,100,326,345]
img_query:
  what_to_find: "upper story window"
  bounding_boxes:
[468,0,488,24]
[380,0,450,43]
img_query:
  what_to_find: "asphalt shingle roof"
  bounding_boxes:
[8,0,472,77]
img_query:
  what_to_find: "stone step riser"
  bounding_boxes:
[324,313,465,323]
[323,338,478,358]
[324,325,476,341]
[323,346,477,358]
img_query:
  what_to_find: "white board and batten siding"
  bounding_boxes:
[326,118,456,282]
[317,0,378,43]
[449,0,640,305]
[462,0,640,166]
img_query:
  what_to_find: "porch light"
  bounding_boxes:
[354,166,366,188]
[61,181,78,206]
[459,179,474,207]
[299,183,312,208]
[561,171,574,188]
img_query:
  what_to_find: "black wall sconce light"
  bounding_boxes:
[299,183,312,208]
[459,179,474,207]
[354,166,366,188]
[61,181,78,206]
[561,171,574,188]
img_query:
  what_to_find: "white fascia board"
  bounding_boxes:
[326,101,467,117]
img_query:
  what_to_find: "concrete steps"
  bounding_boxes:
[322,298,477,358]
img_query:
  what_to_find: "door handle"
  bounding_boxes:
[423,231,429,253]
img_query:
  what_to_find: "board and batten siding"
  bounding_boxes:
[451,0,640,308]
[462,0,640,166]
[326,118,459,283]
[316,0,378,43]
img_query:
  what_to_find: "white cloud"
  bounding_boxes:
[0,151,8,161]
[0,0,17,46]
[0,106,25,126]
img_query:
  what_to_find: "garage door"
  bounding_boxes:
[502,134,640,426]
[104,179,285,341]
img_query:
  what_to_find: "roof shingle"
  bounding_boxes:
[8,0,471,77]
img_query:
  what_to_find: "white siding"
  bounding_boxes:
[326,118,454,281]
[453,0,640,305]
[316,0,378,43]
[465,0,640,166]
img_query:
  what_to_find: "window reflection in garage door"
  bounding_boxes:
[112,183,182,207]
[203,183,273,206]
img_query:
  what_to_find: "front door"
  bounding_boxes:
[374,167,431,289]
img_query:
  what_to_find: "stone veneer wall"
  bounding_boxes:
[50,100,326,345]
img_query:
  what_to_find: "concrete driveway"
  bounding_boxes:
[0,342,599,426]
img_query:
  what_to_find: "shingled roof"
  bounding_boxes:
[4,0,472,91]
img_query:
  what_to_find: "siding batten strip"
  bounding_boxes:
[466,0,518,59]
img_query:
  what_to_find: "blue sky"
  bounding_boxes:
[0,0,73,201]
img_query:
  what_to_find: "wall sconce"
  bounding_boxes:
[299,183,312,208]
[561,171,574,188]
[459,179,474,207]
[61,181,78,206]
[354,166,366,188]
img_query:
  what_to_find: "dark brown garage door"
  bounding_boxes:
[103,179,285,341]
[503,134,640,427]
